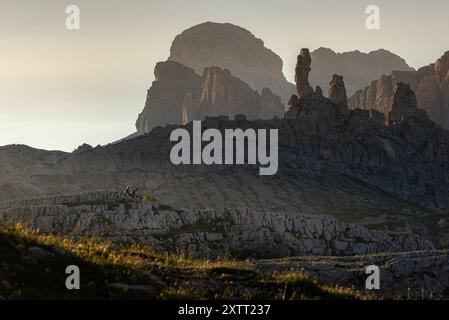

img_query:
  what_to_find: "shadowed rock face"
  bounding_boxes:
[259,88,284,120]
[3,85,449,212]
[387,82,428,125]
[349,51,449,128]
[168,22,295,105]
[196,67,262,120]
[310,47,414,95]
[136,62,285,133]
[295,49,314,99]
[135,61,202,134]
[328,74,347,106]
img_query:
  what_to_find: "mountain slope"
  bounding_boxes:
[0,223,362,300]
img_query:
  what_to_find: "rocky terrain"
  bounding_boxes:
[2,41,449,299]
[310,47,414,95]
[1,191,449,299]
[0,223,364,300]
[0,191,434,259]
[256,250,449,299]
[349,51,449,128]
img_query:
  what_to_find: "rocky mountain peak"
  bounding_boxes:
[168,22,295,105]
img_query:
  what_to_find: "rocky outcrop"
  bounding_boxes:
[196,67,262,120]
[310,47,414,95]
[328,74,347,106]
[282,49,449,211]
[72,143,93,154]
[387,82,428,125]
[295,49,314,99]
[137,63,285,131]
[256,250,449,299]
[168,22,295,105]
[349,51,449,128]
[135,61,203,134]
[0,192,434,259]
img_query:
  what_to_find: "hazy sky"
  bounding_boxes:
[1,0,448,151]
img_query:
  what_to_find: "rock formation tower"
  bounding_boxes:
[387,82,427,125]
[295,49,314,99]
[328,74,347,106]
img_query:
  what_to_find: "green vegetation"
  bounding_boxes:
[0,223,365,300]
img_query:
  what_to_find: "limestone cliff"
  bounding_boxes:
[349,51,449,128]
[136,63,284,132]
[135,61,202,134]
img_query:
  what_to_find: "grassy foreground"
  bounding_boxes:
[0,223,365,300]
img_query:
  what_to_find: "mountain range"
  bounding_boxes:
[2,21,449,299]
[136,22,420,134]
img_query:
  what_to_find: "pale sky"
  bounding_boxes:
[1,0,448,151]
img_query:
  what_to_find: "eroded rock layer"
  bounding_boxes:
[0,192,434,259]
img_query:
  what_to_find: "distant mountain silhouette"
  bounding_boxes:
[309,47,414,95]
